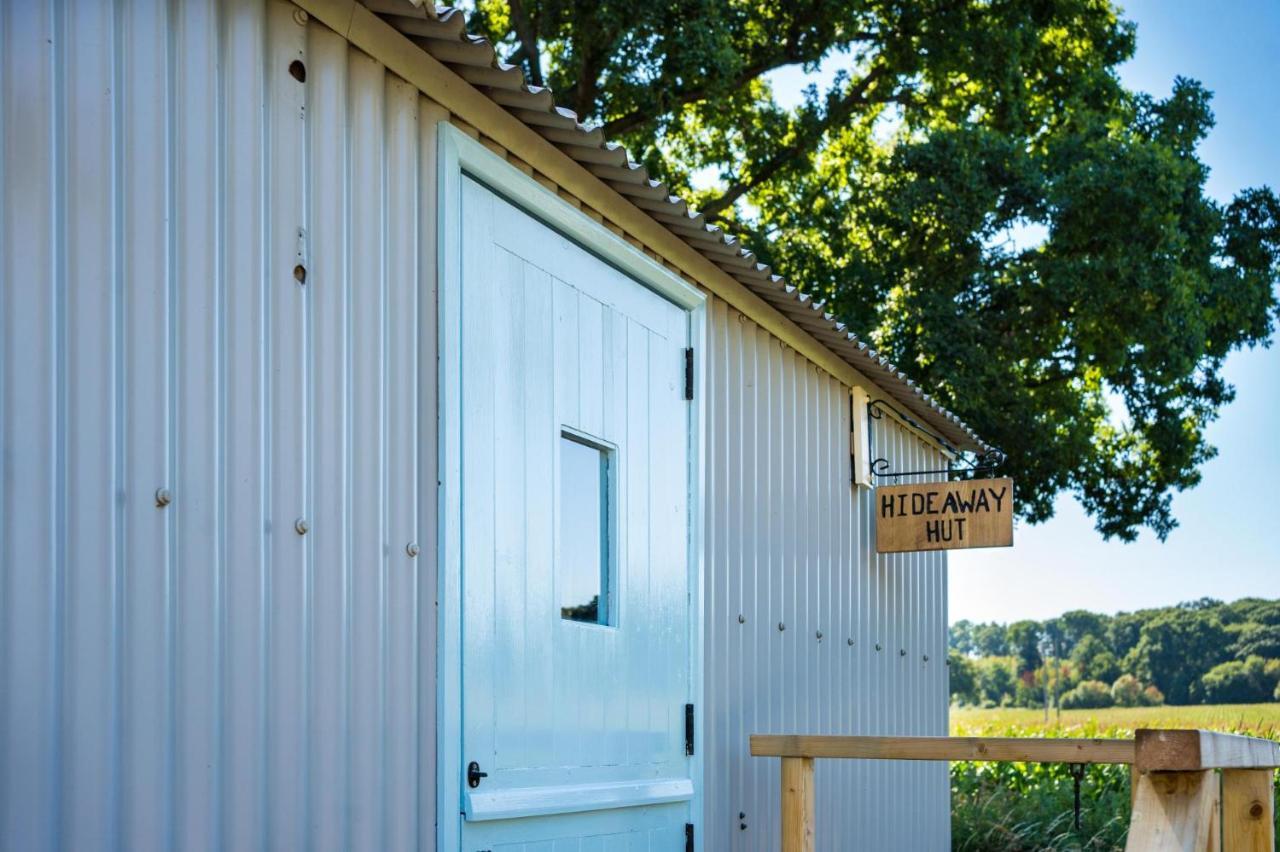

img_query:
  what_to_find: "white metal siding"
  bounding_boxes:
[704,298,951,851]
[4,1,956,848]
[0,2,437,849]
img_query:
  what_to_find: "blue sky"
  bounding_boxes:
[950,0,1280,623]
[770,1,1280,623]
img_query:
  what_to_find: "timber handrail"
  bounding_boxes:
[750,733,1135,764]
[751,729,1280,851]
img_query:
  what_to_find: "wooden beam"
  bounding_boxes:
[780,757,815,852]
[1221,769,1275,852]
[291,0,884,401]
[1125,770,1219,852]
[750,734,1135,765]
[1135,729,1280,772]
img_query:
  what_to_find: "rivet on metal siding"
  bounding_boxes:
[293,264,307,284]
[875,642,882,651]
[923,654,930,662]
[847,638,855,646]
[295,517,309,535]
[900,648,907,656]
[288,60,306,83]
[777,622,785,632]
[406,542,420,558]
[154,487,172,508]
[292,7,308,25]
[737,614,745,624]
[815,630,823,641]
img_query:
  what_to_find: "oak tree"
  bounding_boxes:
[467,0,1280,540]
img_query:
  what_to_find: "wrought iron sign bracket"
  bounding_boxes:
[866,398,1005,481]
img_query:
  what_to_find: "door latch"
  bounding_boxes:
[467,761,488,789]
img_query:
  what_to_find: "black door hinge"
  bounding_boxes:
[683,348,694,400]
[684,703,695,755]
[685,822,695,852]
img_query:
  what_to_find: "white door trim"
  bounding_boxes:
[437,122,707,851]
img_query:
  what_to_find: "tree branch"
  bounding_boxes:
[602,31,879,139]
[700,64,891,221]
[604,56,786,137]
[506,0,543,87]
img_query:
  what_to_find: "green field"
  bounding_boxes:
[951,701,1280,737]
[947,704,1280,850]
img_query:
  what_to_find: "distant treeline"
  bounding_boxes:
[948,597,1280,709]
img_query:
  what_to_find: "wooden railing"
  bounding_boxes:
[750,729,1280,851]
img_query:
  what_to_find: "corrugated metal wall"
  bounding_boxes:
[703,297,951,851]
[3,1,957,847]
[0,1,437,849]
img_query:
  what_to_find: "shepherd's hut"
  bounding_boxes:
[0,1,996,848]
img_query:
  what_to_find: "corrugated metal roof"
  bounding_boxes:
[361,0,991,453]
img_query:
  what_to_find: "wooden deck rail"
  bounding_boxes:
[750,730,1280,851]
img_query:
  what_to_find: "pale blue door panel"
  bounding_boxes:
[466,803,689,851]
[459,176,692,848]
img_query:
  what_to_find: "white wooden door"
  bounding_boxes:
[458,177,694,850]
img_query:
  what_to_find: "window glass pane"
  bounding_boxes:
[560,434,610,625]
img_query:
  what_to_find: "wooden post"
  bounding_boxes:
[1125,770,1219,851]
[780,756,815,852]
[1222,769,1274,852]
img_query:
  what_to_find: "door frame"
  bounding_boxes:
[436,122,707,851]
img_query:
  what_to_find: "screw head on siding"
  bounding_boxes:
[875,642,882,651]
[900,648,907,656]
[923,654,930,663]
[154,487,172,508]
[295,517,309,535]
[738,614,745,624]
[777,622,785,632]
[815,630,823,641]
[847,638,855,647]
[406,542,420,558]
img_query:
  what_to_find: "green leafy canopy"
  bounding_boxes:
[466,0,1280,540]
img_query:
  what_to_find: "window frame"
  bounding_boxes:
[557,426,619,628]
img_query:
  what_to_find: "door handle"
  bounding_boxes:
[467,761,488,788]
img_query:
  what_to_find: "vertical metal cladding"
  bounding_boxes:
[4,0,954,847]
[703,298,951,851]
[0,2,437,849]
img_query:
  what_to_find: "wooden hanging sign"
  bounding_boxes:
[875,478,1014,553]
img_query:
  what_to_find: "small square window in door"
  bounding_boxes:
[559,432,614,625]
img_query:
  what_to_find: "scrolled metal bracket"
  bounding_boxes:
[866,398,1005,481]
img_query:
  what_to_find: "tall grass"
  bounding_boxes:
[951,702,1280,737]
[950,707,1280,850]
